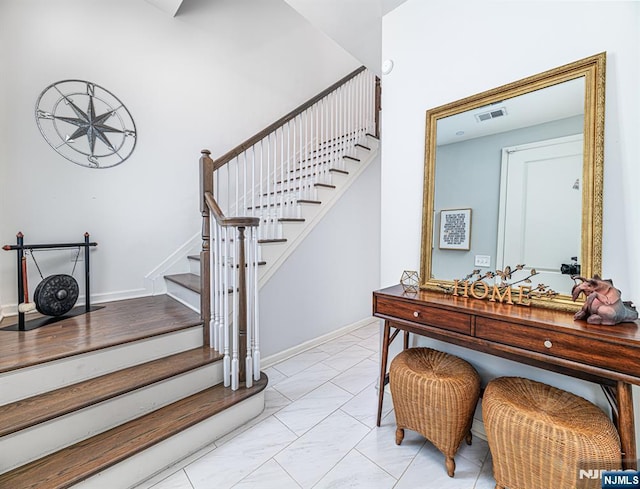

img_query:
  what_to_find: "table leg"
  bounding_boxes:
[617,381,637,470]
[403,330,409,349]
[377,320,391,427]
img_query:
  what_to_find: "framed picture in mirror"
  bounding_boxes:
[439,208,471,250]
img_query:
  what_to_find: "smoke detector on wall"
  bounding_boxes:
[475,107,507,122]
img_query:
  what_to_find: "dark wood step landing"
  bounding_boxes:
[0,295,202,374]
[0,373,268,489]
[166,272,201,294]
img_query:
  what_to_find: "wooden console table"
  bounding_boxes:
[373,284,640,470]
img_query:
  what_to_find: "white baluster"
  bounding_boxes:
[210,216,217,350]
[245,227,254,388]
[222,226,230,387]
[252,228,260,381]
[231,228,239,390]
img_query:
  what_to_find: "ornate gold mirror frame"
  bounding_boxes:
[420,53,606,311]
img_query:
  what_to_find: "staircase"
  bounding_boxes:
[164,132,379,312]
[0,296,266,489]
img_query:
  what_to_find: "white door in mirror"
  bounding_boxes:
[497,134,583,293]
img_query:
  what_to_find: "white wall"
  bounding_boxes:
[381,0,639,446]
[0,0,359,311]
[284,0,383,75]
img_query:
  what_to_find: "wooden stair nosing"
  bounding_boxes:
[328,168,349,175]
[276,171,332,184]
[355,143,370,150]
[257,238,287,244]
[263,182,335,197]
[343,155,360,162]
[365,132,379,140]
[0,374,268,489]
[247,198,319,210]
[0,347,223,438]
[186,256,266,268]
[278,218,305,223]
[165,273,200,294]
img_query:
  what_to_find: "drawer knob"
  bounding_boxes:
[413,311,419,318]
[544,340,553,349]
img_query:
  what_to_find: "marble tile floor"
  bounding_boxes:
[134,319,496,489]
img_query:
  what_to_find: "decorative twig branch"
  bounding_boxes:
[440,264,558,302]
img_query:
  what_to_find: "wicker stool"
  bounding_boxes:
[389,347,481,477]
[483,377,622,489]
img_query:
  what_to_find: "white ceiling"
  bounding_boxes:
[436,77,585,146]
[144,0,184,16]
[383,0,409,16]
[144,0,410,74]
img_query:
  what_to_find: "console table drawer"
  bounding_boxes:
[476,317,640,375]
[375,296,471,335]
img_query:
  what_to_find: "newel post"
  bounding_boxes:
[200,149,214,347]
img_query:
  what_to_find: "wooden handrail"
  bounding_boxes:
[204,192,259,228]
[212,66,367,170]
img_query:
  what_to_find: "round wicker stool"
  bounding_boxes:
[483,377,622,489]
[389,347,481,477]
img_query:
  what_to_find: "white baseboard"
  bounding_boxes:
[262,316,377,368]
[471,418,487,442]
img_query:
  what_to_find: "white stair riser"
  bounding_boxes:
[188,256,201,276]
[71,392,265,489]
[166,281,200,313]
[0,326,203,406]
[0,362,223,474]
[258,241,287,266]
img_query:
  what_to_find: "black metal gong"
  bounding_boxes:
[33,274,79,316]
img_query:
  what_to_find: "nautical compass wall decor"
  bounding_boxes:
[35,80,137,169]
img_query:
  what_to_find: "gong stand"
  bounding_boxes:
[2,232,98,331]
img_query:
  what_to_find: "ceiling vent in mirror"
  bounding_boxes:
[475,107,507,122]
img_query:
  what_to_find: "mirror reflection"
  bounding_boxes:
[420,53,605,310]
[431,78,585,295]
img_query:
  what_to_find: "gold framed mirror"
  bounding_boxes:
[419,53,605,311]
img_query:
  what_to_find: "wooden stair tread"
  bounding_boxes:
[183,255,266,266]
[247,199,319,209]
[258,238,287,244]
[0,373,268,489]
[165,273,200,293]
[0,346,222,438]
[0,295,202,374]
[263,182,335,196]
